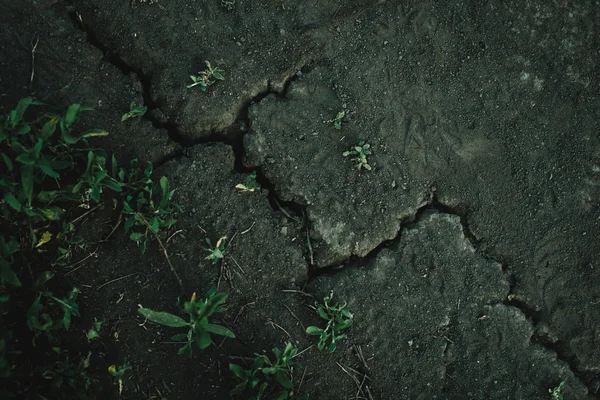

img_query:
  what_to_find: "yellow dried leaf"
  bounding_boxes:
[35,231,53,248]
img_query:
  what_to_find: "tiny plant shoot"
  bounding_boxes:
[343,141,372,171]
[138,289,235,357]
[221,0,235,10]
[306,291,353,352]
[331,111,345,130]
[121,102,147,122]
[204,236,227,264]
[108,360,132,395]
[187,61,225,91]
[235,171,259,192]
[549,381,565,400]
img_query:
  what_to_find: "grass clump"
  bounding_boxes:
[138,289,235,357]
[187,61,225,91]
[343,141,372,171]
[230,343,308,400]
[306,291,353,353]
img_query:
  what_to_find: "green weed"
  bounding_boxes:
[236,171,259,192]
[230,343,307,400]
[108,360,133,395]
[121,102,147,122]
[221,0,235,10]
[329,111,345,130]
[306,291,353,353]
[204,236,227,264]
[187,61,225,91]
[343,141,372,171]
[138,289,235,357]
[549,381,565,400]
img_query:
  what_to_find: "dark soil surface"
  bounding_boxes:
[1,0,599,399]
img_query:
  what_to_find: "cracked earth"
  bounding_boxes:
[1,0,599,399]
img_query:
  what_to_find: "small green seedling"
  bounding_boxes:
[343,141,372,171]
[86,319,103,341]
[235,171,259,192]
[221,0,235,10]
[230,343,300,399]
[121,102,147,122]
[549,381,565,400]
[204,236,227,264]
[138,289,235,357]
[187,61,225,91]
[306,291,353,353]
[108,360,132,395]
[330,111,345,130]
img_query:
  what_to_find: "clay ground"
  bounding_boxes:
[1,0,600,399]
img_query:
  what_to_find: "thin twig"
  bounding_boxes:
[69,203,103,226]
[135,212,183,290]
[306,224,314,265]
[273,198,300,222]
[283,303,305,331]
[64,247,99,275]
[29,37,39,89]
[229,255,245,274]
[103,211,122,241]
[166,229,184,243]
[282,289,314,298]
[241,221,255,234]
[297,367,307,397]
[267,320,291,337]
[233,301,257,324]
[97,272,137,290]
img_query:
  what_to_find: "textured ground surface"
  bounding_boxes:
[1,0,599,399]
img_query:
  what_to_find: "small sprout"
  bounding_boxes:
[221,0,235,10]
[108,360,132,395]
[138,289,235,357]
[330,111,345,130]
[204,236,227,264]
[187,61,225,91]
[230,343,299,398]
[343,141,372,171]
[306,291,353,352]
[549,381,565,400]
[121,102,148,122]
[35,231,53,248]
[86,319,103,341]
[235,171,259,192]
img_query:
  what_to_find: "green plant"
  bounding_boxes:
[86,319,103,341]
[121,102,147,122]
[187,61,225,91]
[27,271,80,345]
[221,0,235,10]
[329,111,345,130]
[230,343,305,400]
[73,151,124,203]
[108,360,132,395]
[549,381,565,400]
[204,236,227,264]
[123,172,182,254]
[138,289,235,357]
[0,236,20,291]
[0,98,108,223]
[342,141,372,171]
[306,291,353,353]
[236,171,259,192]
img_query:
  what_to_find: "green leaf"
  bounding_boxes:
[212,70,225,80]
[9,97,32,128]
[40,119,57,139]
[37,159,60,178]
[22,165,34,205]
[196,329,212,349]
[272,390,290,400]
[4,193,21,211]
[81,129,109,139]
[229,363,249,380]
[138,308,190,327]
[306,326,323,335]
[1,153,13,171]
[64,104,81,128]
[16,124,31,135]
[276,369,293,389]
[203,323,235,338]
[1,262,21,287]
[129,232,144,241]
